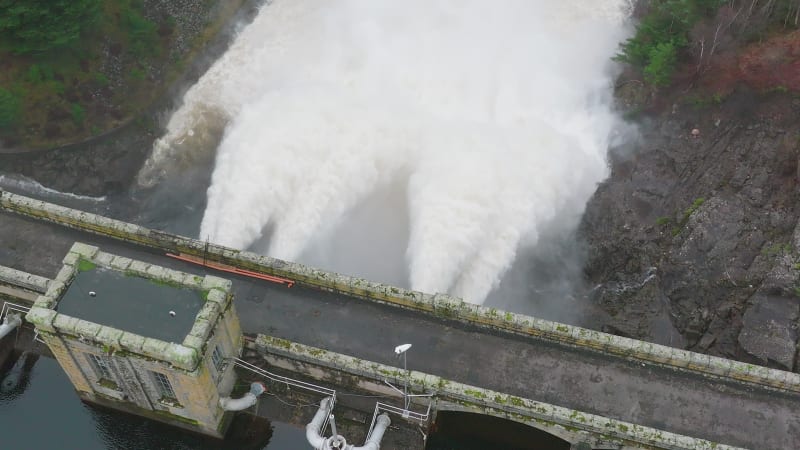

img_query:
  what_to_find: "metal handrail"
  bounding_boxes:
[232,357,336,399]
[2,301,41,344]
[1,301,30,320]
[32,331,46,344]
[319,394,336,443]
[366,397,433,441]
[232,357,338,443]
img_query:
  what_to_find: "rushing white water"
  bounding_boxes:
[140,0,633,304]
[0,174,106,202]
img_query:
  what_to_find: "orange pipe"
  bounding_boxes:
[166,253,294,287]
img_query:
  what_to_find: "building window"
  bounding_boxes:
[211,345,224,373]
[88,353,114,380]
[151,371,176,399]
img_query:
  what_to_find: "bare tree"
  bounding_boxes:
[691,4,743,75]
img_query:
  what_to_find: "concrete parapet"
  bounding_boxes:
[0,264,51,294]
[119,332,146,353]
[73,318,103,339]
[70,242,100,259]
[252,335,744,450]
[3,189,800,394]
[25,307,57,332]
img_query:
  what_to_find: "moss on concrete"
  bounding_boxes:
[77,259,97,272]
[5,191,800,398]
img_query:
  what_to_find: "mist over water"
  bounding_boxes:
[140,0,633,304]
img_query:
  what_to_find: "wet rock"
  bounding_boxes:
[738,253,800,370]
[696,332,716,351]
[581,87,800,367]
[738,293,799,370]
[590,270,686,348]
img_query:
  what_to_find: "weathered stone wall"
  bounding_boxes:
[22,240,243,437]
[252,335,744,450]
[0,264,50,304]
[0,265,50,293]
[39,330,94,394]
[197,292,241,400]
[4,189,799,395]
[34,317,231,435]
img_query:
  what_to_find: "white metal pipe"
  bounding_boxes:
[0,313,21,340]
[219,381,266,411]
[306,399,391,450]
[307,397,332,449]
[349,414,391,450]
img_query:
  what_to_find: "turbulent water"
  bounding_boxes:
[139,0,633,304]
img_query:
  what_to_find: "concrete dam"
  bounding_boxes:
[1,189,799,449]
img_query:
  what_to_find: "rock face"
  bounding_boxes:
[0,123,159,196]
[581,88,800,370]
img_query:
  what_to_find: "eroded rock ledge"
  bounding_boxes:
[582,88,800,371]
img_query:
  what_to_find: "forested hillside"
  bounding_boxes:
[0,0,236,150]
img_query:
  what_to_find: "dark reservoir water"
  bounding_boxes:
[0,355,308,449]
[1,352,574,450]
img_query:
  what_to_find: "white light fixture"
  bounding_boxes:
[394,343,412,355]
[389,343,413,410]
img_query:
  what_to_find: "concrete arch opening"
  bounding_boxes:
[426,411,571,450]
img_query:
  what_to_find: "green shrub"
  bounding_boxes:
[685,197,706,216]
[616,0,726,86]
[644,41,678,86]
[671,197,706,236]
[0,0,101,54]
[71,103,85,125]
[0,87,20,129]
[50,80,65,95]
[25,63,55,84]
[130,67,146,80]
[122,7,158,57]
[93,72,109,86]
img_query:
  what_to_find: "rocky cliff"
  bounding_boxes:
[582,80,800,370]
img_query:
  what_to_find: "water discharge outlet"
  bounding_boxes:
[143,0,634,306]
[306,397,391,450]
[219,381,266,411]
[0,313,21,340]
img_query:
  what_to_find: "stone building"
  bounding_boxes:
[25,242,243,438]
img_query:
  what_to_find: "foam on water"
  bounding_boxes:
[0,174,106,202]
[140,0,633,303]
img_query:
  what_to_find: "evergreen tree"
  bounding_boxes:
[0,0,101,54]
[616,0,726,86]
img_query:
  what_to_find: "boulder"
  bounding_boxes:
[738,293,799,370]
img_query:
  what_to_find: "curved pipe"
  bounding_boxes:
[306,397,392,450]
[0,313,21,340]
[306,397,332,449]
[219,381,266,411]
[350,413,391,450]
